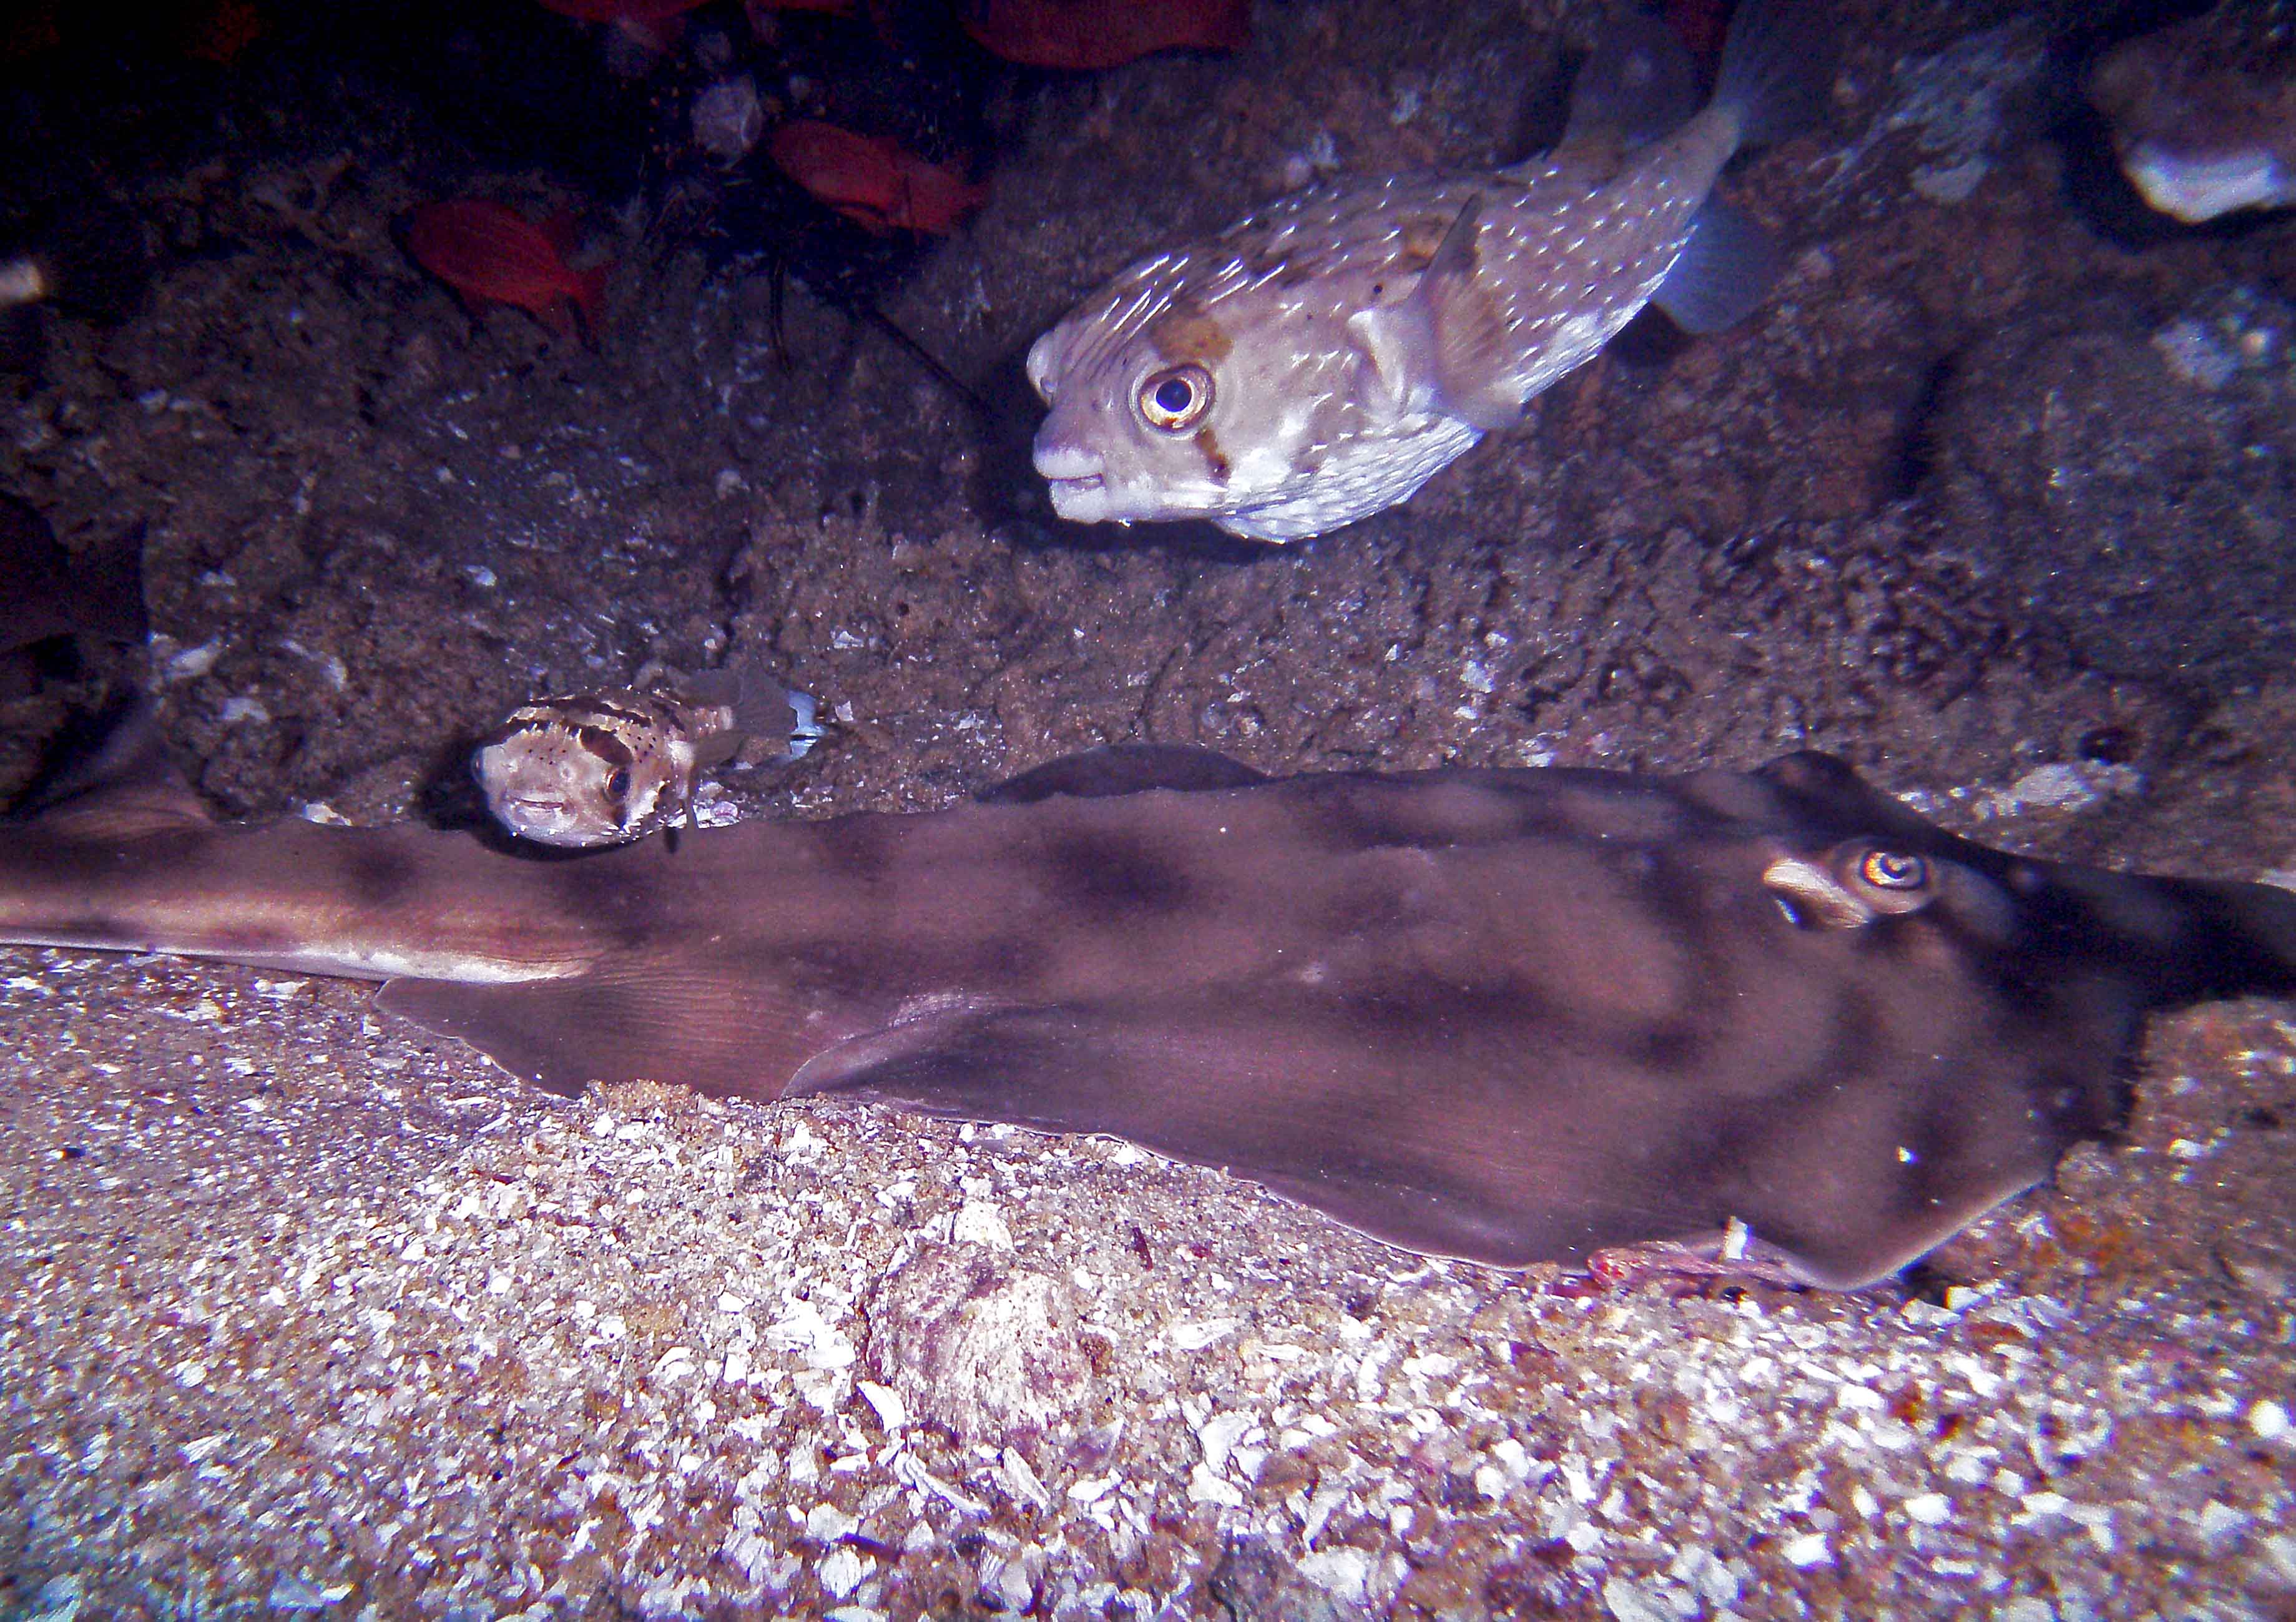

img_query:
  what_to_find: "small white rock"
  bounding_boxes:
[1195,1410,1254,1476]
[951,1199,1013,1249]
[1781,1532,1832,1568]
[2196,1500,2249,1548]
[857,1381,906,1432]
[817,1546,868,1599]
[163,638,225,681]
[2249,1398,2290,1442]
[805,1505,858,1542]
[1600,1576,1678,1622]
[1297,1548,1371,1604]
[1904,1492,1953,1525]
[1172,1318,1239,1352]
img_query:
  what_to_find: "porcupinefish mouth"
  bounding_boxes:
[501,795,579,828]
[1044,474,1115,523]
[1034,438,1117,523]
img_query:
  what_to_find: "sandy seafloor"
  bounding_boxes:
[4,0,2296,1616]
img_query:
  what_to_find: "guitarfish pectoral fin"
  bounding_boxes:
[379,951,822,1101]
[783,980,2066,1289]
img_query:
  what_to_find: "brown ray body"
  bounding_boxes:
[4,744,2290,1289]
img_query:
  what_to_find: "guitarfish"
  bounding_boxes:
[3,742,2290,1289]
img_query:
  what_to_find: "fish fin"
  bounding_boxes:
[376,953,802,1100]
[1650,197,1782,333]
[677,662,823,767]
[12,696,213,835]
[1343,198,1519,432]
[785,982,2074,1288]
[1708,0,1833,149]
[976,744,1267,805]
[1561,8,1700,150]
[2170,877,2296,1005]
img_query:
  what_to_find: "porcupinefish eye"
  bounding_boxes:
[606,767,631,799]
[1137,365,1213,431]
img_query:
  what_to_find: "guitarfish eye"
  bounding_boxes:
[1860,850,1927,891]
[1138,365,1212,431]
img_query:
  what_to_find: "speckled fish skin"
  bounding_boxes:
[474,674,820,848]
[474,689,735,848]
[1028,0,1819,541]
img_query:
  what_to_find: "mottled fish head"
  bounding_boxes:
[1029,200,1503,542]
[1029,267,1276,533]
[472,693,697,849]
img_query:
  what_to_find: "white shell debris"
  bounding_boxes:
[951,1199,1014,1249]
[2250,1398,2290,1442]
[816,1545,868,1600]
[1297,1547,1372,1604]
[7,960,2292,1618]
[765,1295,856,1372]
[1780,1532,1832,1568]
[1904,1492,1953,1525]
[856,1380,907,1432]
[161,637,225,681]
[1171,1317,1239,1351]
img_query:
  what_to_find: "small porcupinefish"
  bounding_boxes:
[1026,0,1827,542]
[474,668,823,848]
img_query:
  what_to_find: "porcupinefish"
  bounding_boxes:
[5,738,2294,1289]
[474,667,822,848]
[1026,0,1827,541]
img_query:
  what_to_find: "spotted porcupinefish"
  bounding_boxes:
[474,667,822,848]
[1026,0,1829,541]
[5,737,2292,1290]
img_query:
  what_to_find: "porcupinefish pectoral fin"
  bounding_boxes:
[1344,197,1521,433]
[1651,197,1785,335]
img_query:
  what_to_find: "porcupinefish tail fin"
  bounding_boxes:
[1710,0,1834,150]
[1651,196,1784,333]
[751,677,825,765]
[682,662,826,768]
